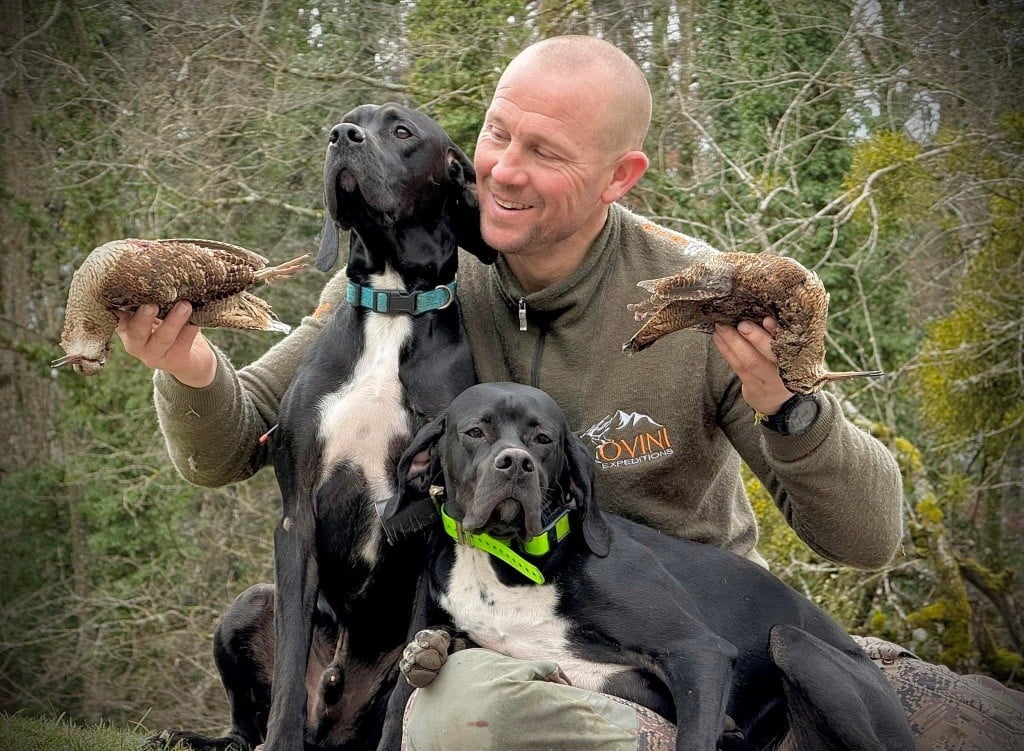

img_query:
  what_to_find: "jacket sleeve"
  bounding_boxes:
[713,354,905,569]
[152,271,349,487]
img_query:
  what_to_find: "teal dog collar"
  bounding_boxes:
[346,279,456,315]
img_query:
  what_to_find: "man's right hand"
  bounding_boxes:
[116,302,218,388]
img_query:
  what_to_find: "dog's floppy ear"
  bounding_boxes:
[563,431,611,557]
[377,413,447,522]
[446,144,498,265]
[316,214,341,272]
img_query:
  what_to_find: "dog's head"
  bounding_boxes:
[316,102,496,273]
[383,382,611,557]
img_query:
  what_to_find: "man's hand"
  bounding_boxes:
[711,317,793,417]
[116,302,218,388]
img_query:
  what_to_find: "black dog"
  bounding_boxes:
[378,382,916,751]
[147,104,495,751]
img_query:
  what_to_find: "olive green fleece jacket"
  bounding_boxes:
[153,204,904,569]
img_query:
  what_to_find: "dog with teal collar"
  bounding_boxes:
[154,104,498,751]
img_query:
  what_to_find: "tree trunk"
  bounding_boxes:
[2,0,99,719]
[0,0,58,473]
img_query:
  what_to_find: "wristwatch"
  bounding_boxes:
[762,393,822,436]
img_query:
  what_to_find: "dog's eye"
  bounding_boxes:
[394,126,413,139]
[464,427,484,439]
[535,433,553,445]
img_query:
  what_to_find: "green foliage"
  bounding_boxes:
[906,496,974,669]
[917,223,1024,447]
[0,466,68,605]
[4,0,1024,732]
[56,356,199,590]
[0,714,150,751]
[406,0,529,148]
[844,131,937,229]
[696,0,856,207]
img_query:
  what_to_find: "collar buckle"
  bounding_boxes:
[385,291,417,314]
[521,509,571,556]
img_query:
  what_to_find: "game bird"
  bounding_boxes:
[53,238,308,375]
[623,251,883,394]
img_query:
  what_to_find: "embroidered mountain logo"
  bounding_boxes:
[581,411,674,469]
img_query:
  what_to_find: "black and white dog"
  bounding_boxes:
[379,382,916,751]
[146,104,494,751]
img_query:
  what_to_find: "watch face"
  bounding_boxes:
[788,397,820,433]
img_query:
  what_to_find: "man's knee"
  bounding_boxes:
[402,649,649,751]
[856,637,1024,750]
[406,648,529,724]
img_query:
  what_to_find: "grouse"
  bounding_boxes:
[623,251,883,395]
[53,238,307,375]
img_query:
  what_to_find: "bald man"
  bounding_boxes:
[120,35,1022,751]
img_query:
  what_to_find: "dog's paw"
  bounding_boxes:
[400,628,452,688]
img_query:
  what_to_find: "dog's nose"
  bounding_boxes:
[329,123,366,145]
[493,448,535,474]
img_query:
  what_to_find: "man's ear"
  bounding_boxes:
[446,145,498,265]
[378,414,447,521]
[563,431,611,557]
[599,150,649,205]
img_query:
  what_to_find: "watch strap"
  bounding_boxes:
[762,392,821,436]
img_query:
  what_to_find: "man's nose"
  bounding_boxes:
[488,144,528,186]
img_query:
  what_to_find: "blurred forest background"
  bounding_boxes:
[1,0,1022,736]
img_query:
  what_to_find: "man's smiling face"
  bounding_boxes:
[473,61,620,265]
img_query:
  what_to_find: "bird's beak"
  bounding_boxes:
[51,354,82,368]
[51,353,104,375]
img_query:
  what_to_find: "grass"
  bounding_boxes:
[0,713,157,751]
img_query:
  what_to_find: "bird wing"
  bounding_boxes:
[96,239,260,311]
[637,256,737,301]
[161,238,270,267]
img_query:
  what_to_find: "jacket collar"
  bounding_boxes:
[490,204,625,322]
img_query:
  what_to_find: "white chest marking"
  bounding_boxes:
[316,269,413,562]
[438,546,629,691]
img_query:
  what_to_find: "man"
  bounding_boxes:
[120,35,1022,751]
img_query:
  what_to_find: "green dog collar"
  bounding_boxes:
[346,279,456,315]
[439,504,571,585]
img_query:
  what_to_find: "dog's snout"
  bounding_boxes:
[329,123,366,145]
[493,448,535,474]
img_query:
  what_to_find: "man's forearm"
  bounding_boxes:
[153,311,327,487]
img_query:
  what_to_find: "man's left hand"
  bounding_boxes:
[712,317,794,417]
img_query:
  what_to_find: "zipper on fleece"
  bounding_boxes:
[516,296,547,389]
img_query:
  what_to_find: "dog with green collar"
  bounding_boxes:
[376,382,914,751]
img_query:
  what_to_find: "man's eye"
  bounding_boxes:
[395,126,412,139]
[535,433,552,445]
[486,126,509,142]
[465,427,484,438]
